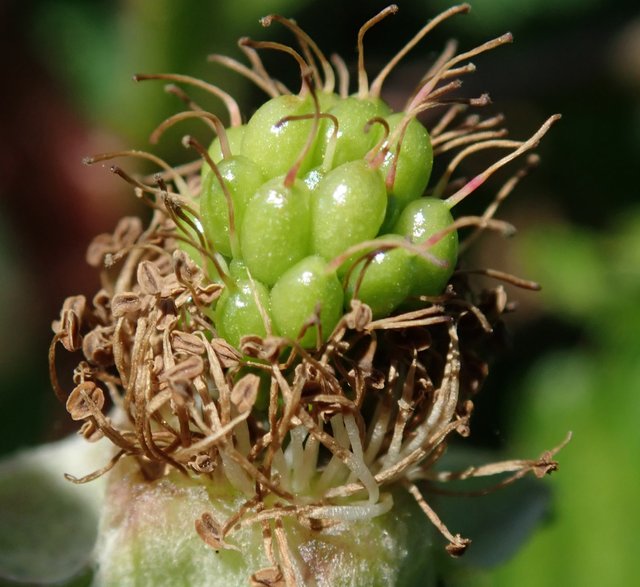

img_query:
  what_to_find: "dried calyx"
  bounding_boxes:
[50,4,563,583]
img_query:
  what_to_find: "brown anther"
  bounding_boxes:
[230,373,261,414]
[160,355,204,383]
[113,216,143,247]
[189,454,217,474]
[446,535,471,557]
[51,296,87,334]
[82,326,115,366]
[85,217,143,268]
[86,234,115,268]
[343,299,373,331]
[173,249,204,287]
[208,338,242,368]
[153,252,175,276]
[66,381,105,421]
[481,285,508,318]
[111,292,143,318]
[159,274,183,299]
[195,282,223,306]
[137,260,164,296]
[157,299,179,330]
[92,289,112,325]
[532,454,560,478]
[151,354,164,377]
[171,330,206,356]
[195,512,239,552]
[251,567,285,587]
[79,420,104,442]
[56,310,83,352]
[72,361,95,385]
[240,335,285,363]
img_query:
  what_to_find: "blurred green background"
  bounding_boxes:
[0,0,638,585]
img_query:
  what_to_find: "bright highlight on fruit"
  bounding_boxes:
[50,4,565,585]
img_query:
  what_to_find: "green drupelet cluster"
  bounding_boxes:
[195,31,457,351]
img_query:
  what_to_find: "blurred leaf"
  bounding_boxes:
[29,0,314,145]
[519,225,609,319]
[0,436,109,585]
[490,208,640,586]
[430,0,602,32]
[31,1,120,123]
[608,209,640,296]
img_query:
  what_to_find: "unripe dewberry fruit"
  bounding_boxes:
[46,6,562,587]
